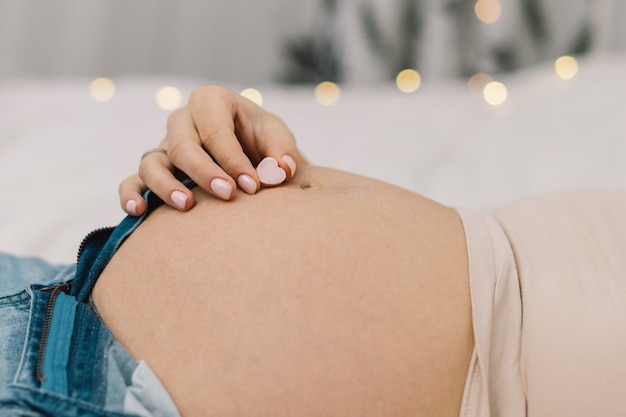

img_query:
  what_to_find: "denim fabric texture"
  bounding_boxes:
[0,186,185,416]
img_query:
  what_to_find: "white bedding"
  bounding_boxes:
[1,53,625,264]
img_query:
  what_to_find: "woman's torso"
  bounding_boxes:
[93,166,473,417]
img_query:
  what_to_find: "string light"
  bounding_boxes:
[240,88,263,106]
[467,73,493,95]
[314,81,341,106]
[89,77,115,102]
[156,86,183,110]
[483,81,508,105]
[396,69,421,93]
[554,55,579,80]
[475,0,502,24]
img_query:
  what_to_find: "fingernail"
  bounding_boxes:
[282,155,297,177]
[210,178,233,200]
[171,190,188,210]
[237,174,257,195]
[125,200,137,216]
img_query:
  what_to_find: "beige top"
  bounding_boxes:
[456,207,525,417]
[458,190,626,417]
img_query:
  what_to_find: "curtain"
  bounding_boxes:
[0,0,623,83]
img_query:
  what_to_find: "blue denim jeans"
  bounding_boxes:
[0,189,181,416]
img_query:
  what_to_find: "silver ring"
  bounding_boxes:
[141,147,167,161]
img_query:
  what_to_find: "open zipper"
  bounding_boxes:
[33,226,113,383]
[36,281,72,382]
[75,226,115,264]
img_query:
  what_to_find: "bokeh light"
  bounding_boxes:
[467,72,493,95]
[314,81,341,106]
[554,55,579,80]
[396,69,421,93]
[483,81,508,105]
[240,88,263,106]
[89,77,115,102]
[156,86,183,110]
[475,0,502,24]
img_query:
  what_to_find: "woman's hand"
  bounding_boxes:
[119,85,306,216]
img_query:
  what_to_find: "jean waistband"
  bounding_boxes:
[0,183,188,415]
[71,178,195,303]
[0,285,126,415]
[70,196,154,302]
[18,285,109,399]
[2,283,179,416]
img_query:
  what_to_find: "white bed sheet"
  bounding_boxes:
[1,53,625,264]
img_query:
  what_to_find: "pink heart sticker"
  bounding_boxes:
[256,157,287,186]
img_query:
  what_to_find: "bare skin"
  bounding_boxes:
[94,165,473,417]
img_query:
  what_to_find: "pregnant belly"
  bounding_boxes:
[93,166,473,417]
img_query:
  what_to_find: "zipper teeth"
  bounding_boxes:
[76,227,114,264]
[36,282,71,382]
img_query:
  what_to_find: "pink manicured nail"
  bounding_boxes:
[210,178,233,200]
[237,174,257,195]
[125,200,137,216]
[171,190,188,210]
[282,155,297,177]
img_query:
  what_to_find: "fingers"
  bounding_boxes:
[247,111,303,178]
[119,174,148,216]
[234,93,304,178]
[121,84,305,215]
[189,85,301,182]
[165,106,249,200]
[137,148,195,212]
[188,87,262,188]
[122,149,199,216]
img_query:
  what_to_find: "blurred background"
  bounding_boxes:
[1,0,625,84]
[1,0,626,263]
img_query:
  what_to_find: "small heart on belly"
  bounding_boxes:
[256,157,287,186]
